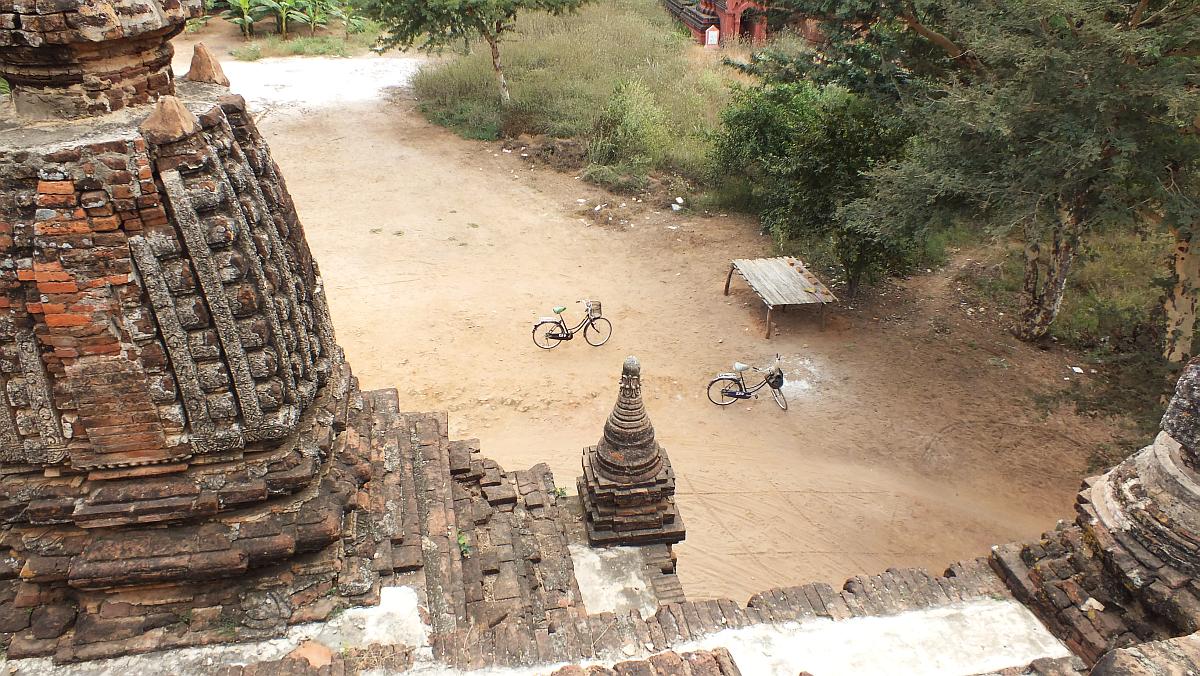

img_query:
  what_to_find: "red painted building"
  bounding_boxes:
[662,0,768,45]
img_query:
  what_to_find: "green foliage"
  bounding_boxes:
[580,163,650,192]
[586,81,669,185]
[731,1,963,102]
[963,229,1177,436]
[713,81,912,293]
[232,42,264,60]
[411,0,733,181]
[289,0,336,35]
[371,0,591,101]
[0,77,10,97]
[230,25,381,59]
[185,15,212,32]
[1052,231,1172,350]
[372,0,587,53]
[456,530,471,558]
[220,0,268,38]
[763,0,1200,338]
[221,0,367,39]
[258,0,304,37]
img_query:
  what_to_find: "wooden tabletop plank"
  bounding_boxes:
[731,257,837,307]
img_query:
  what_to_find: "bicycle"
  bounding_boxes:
[706,354,788,410]
[532,300,613,349]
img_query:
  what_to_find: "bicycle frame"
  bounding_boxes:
[730,372,772,395]
[551,314,591,338]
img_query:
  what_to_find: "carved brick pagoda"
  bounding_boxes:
[0,0,426,662]
[578,356,685,546]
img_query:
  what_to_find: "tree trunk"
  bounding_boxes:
[1013,205,1082,341]
[484,32,511,105]
[1164,224,1200,362]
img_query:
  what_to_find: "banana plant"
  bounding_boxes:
[329,0,366,36]
[289,0,333,37]
[258,0,303,38]
[220,0,267,38]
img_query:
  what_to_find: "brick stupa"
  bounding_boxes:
[578,356,685,546]
[0,1,427,663]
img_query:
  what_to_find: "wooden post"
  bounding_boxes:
[724,264,735,296]
[765,305,773,339]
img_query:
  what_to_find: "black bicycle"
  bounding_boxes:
[532,300,613,349]
[706,354,787,410]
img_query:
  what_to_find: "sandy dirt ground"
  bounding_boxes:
[173,27,1132,603]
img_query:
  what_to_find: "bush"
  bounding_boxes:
[712,81,912,294]
[586,81,669,185]
[410,0,734,183]
[580,163,650,192]
[232,42,264,60]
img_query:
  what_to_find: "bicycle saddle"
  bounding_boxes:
[553,306,566,314]
[733,362,750,372]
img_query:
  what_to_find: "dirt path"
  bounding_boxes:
[173,30,1131,602]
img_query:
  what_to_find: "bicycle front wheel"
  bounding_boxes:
[770,386,788,411]
[583,317,612,346]
[707,377,741,406]
[532,322,563,349]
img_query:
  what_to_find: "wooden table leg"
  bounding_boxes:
[724,264,735,296]
[765,306,773,339]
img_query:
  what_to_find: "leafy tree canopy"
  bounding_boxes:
[373,0,589,103]
[374,0,587,52]
[837,0,1200,337]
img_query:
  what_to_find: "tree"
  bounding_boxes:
[787,0,1199,340]
[713,82,913,295]
[373,0,590,104]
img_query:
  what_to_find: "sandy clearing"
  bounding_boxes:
[171,27,1130,603]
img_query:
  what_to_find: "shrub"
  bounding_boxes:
[587,81,669,176]
[232,42,264,60]
[712,81,912,294]
[580,163,650,192]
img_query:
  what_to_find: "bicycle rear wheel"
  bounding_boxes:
[532,322,563,349]
[770,386,788,411]
[584,317,612,346]
[707,377,741,406]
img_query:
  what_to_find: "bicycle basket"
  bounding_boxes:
[766,371,784,389]
[586,300,602,319]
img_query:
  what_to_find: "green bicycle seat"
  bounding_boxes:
[553,306,566,314]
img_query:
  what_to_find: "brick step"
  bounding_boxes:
[365,390,421,571]
[401,410,465,639]
[991,525,1151,666]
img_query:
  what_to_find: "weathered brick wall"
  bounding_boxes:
[0,92,336,486]
[0,0,202,117]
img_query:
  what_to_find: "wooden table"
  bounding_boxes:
[724,257,838,338]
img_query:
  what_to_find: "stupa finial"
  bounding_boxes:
[600,356,656,457]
